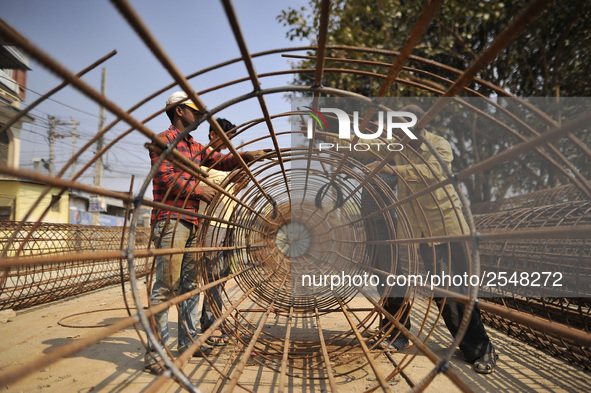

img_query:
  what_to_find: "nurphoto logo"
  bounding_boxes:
[305,107,418,152]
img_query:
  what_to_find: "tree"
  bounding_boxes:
[278,0,591,203]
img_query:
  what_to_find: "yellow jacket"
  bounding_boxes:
[324,131,469,242]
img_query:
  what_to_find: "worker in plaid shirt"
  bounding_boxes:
[145,91,267,374]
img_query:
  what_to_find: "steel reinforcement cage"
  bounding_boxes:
[0,0,590,392]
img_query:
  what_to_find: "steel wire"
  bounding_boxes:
[0,0,590,391]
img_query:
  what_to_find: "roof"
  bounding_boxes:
[0,19,30,70]
[0,45,29,70]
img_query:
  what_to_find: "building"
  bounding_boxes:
[0,178,69,222]
[0,28,31,169]
[1,30,36,220]
[69,190,133,226]
[0,33,151,226]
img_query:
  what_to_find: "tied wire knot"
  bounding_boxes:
[133,195,143,207]
[436,360,451,374]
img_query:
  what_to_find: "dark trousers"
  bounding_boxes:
[365,218,412,332]
[367,218,491,360]
[200,227,232,332]
[419,241,492,361]
[199,253,230,332]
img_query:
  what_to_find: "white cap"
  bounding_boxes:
[166,91,199,111]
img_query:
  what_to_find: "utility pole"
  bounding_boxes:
[47,116,71,177]
[92,68,107,225]
[48,116,56,177]
[71,117,78,179]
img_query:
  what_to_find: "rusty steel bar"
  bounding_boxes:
[277,306,294,393]
[356,224,591,245]
[325,0,556,212]
[0,17,254,232]
[479,300,591,347]
[0,50,117,136]
[396,272,591,348]
[335,297,392,392]
[481,298,591,369]
[211,356,238,393]
[417,0,556,130]
[314,305,340,392]
[143,141,271,223]
[359,289,475,393]
[0,267,245,387]
[0,223,151,310]
[322,0,444,205]
[349,108,591,227]
[473,195,591,367]
[223,277,287,393]
[118,176,137,319]
[425,286,591,348]
[377,0,444,96]
[302,0,331,206]
[445,0,553,98]
[145,285,260,393]
[460,111,591,181]
[109,0,280,226]
[471,184,585,214]
[313,0,331,89]
[1,0,589,391]
[219,0,291,202]
[0,163,267,233]
[0,19,174,159]
[0,242,248,269]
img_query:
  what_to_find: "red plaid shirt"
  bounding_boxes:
[150,125,242,226]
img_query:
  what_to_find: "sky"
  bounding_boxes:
[2,0,309,194]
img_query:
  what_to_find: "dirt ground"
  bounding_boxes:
[0,280,590,393]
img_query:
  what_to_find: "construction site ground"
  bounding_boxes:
[1,279,590,393]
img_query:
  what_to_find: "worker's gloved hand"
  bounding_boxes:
[366,161,397,176]
[243,149,272,163]
[198,184,217,203]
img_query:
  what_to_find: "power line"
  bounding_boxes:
[0,74,100,119]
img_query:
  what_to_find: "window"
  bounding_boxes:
[0,206,12,220]
[50,195,61,212]
[0,127,8,166]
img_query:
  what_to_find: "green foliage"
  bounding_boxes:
[278,0,591,97]
[278,0,591,203]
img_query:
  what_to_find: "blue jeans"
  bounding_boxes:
[149,219,200,350]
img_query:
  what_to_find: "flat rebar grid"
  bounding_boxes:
[0,222,151,310]
[473,195,591,369]
[0,0,590,392]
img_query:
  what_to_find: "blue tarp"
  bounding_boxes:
[70,209,124,226]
